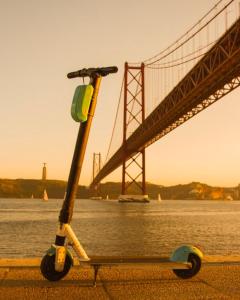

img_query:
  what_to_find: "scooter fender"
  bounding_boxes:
[45,245,74,266]
[170,245,203,263]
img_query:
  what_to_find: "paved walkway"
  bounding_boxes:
[0,258,240,299]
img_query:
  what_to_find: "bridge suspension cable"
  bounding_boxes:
[105,76,124,163]
[137,0,235,66]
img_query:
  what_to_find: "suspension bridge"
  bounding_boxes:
[90,0,240,196]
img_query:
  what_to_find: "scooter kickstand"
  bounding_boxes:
[93,264,100,287]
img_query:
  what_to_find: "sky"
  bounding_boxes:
[1,0,240,187]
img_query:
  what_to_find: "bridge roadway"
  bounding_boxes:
[91,18,240,187]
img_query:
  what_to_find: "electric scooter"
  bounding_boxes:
[40,66,203,286]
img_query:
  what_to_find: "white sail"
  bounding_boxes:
[43,189,48,201]
[157,193,162,202]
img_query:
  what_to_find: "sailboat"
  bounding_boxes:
[42,189,48,201]
[157,193,162,202]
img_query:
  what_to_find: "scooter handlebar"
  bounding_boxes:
[67,66,118,79]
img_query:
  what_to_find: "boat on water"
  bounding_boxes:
[90,196,102,200]
[42,189,48,201]
[118,194,150,203]
[157,193,162,202]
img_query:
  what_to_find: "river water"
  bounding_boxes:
[0,198,239,258]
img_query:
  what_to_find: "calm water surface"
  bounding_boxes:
[0,198,239,258]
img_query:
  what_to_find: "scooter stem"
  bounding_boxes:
[59,76,102,224]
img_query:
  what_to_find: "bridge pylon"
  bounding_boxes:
[92,152,101,196]
[121,62,147,198]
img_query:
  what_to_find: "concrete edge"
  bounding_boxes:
[1,255,240,268]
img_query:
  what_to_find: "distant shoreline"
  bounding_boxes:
[0,178,239,200]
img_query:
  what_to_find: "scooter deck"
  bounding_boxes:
[79,256,191,287]
[80,256,191,269]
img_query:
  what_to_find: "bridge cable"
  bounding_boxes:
[141,0,225,65]
[129,0,232,66]
[146,50,209,70]
[105,76,124,163]
[144,0,234,66]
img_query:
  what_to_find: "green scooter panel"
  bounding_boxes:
[71,85,94,122]
[170,245,203,263]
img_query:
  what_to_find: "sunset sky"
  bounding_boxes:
[1,0,240,187]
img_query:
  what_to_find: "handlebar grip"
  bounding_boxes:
[67,70,84,79]
[100,66,118,75]
[67,66,118,79]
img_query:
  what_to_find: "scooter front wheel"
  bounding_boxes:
[40,253,72,281]
[173,253,201,279]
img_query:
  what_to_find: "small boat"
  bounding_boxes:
[42,189,48,201]
[118,195,150,203]
[158,193,162,202]
[90,196,102,200]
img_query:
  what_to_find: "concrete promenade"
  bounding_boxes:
[0,256,240,300]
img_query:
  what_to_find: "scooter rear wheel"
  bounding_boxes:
[40,253,72,281]
[173,253,201,279]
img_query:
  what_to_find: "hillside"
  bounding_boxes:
[0,179,239,200]
[99,181,238,200]
[0,179,89,199]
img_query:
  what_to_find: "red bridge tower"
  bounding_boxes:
[121,62,147,198]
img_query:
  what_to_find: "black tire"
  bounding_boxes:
[40,253,72,281]
[173,253,201,279]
